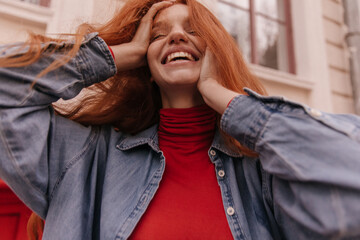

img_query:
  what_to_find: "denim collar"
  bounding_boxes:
[116,125,160,152]
[116,124,242,158]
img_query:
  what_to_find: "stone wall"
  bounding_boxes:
[322,0,354,113]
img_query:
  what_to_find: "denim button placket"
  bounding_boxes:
[218,170,225,178]
[227,207,235,216]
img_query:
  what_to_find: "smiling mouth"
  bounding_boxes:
[162,51,199,64]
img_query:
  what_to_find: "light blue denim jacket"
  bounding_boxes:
[1,33,360,240]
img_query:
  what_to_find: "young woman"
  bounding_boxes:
[1,0,360,239]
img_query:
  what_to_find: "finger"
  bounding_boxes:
[142,1,175,23]
[133,1,175,43]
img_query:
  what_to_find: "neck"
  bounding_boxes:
[160,87,205,108]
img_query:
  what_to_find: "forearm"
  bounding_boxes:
[110,42,147,72]
[221,88,360,185]
[198,79,239,115]
[0,34,116,108]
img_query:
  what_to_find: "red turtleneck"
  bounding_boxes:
[130,105,233,239]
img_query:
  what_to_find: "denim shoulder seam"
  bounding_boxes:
[49,126,100,201]
[0,112,46,198]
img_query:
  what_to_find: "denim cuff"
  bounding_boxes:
[220,91,272,151]
[76,33,117,87]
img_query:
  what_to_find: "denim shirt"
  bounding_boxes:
[1,33,360,240]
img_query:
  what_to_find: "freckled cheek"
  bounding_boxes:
[148,43,164,66]
[196,38,207,56]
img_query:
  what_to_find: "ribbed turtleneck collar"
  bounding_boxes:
[158,104,216,144]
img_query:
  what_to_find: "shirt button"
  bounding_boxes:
[227,207,235,216]
[309,108,322,117]
[218,170,225,178]
[210,150,216,156]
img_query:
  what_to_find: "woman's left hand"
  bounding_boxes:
[110,0,175,71]
[198,49,240,114]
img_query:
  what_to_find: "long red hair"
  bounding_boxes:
[55,0,267,151]
[1,0,267,238]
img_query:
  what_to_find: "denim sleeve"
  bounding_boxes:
[221,88,360,239]
[0,33,116,218]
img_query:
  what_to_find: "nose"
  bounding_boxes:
[167,27,188,44]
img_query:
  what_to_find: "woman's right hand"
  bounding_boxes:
[110,0,175,71]
[198,48,240,115]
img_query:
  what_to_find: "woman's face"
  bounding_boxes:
[147,4,206,91]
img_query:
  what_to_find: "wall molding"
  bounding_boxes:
[0,0,53,27]
[250,64,314,91]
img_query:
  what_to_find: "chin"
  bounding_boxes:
[162,78,199,87]
[160,70,200,85]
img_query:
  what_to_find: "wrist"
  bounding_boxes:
[110,42,147,71]
[198,79,239,114]
[197,77,218,95]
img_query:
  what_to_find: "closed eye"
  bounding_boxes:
[151,34,166,42]
[184,23,197,35]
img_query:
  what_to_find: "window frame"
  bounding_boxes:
[218,0,296,74]
[19,0,51,7]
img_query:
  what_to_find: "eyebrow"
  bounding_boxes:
[152,21,168,30]
[152,17,191,30]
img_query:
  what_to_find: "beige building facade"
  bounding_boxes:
[0,0,356,114]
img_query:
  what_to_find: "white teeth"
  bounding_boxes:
[166,51,195,63]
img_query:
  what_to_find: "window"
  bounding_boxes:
[217,0,295,73]
[18,0,51,7]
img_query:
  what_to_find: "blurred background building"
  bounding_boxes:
[0,0,359,239]
[1,0,359,115]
